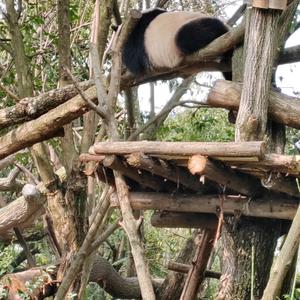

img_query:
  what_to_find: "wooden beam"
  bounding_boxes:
[261,175,299,197]
[167,261,221,280]
[207,80,300,130]
[151,211,218,229]
[180,229,215,300]
[188,155,263,196]
[226,154,300,176]
[126,153,211,193]
[90,141,265,158]
[110,192,298,220]
[102,155,177,192]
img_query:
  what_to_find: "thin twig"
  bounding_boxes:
[0,82,20,102]
[15,162,39,185]
[63,66,107,119]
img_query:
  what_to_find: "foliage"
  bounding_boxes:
[143,211,191,277]
[156,107,235,142]
[0,243,20,276]
[281,289,300,300]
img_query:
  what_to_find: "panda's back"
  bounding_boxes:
[144,11,205,69]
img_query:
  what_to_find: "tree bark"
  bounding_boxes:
[207,80,300,129]
[235,8,281,141]
[217,218,281,299]
[110,192,299,220]
[217,4,289,299]
[90,141,265,158]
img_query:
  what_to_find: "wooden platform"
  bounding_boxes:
[80,141,300,223]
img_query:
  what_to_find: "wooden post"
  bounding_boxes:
[235,7,281,141]
[180,229,215,300]
[228,2,284,299]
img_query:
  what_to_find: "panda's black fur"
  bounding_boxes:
[122,9,166,75]
[122,8,231,79]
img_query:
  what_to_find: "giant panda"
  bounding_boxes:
[122,8,232,79]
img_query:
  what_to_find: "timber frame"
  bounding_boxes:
[81,141,300,223]
[81,139,300,298]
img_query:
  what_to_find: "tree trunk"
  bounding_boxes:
[217,4,293,299]
[217,218,281,299]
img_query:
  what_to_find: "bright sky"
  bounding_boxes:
[276,29,300,96]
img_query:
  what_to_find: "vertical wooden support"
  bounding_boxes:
[180,229,215,300]
[235,7,281,141]
[223,4,284,300]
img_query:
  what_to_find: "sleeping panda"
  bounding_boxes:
[122,8,232,79]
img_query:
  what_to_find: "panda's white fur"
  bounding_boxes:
[122,9,231,79]
[144,11,205,69]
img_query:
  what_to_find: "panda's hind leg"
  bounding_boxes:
[176,17,232,80]
[175,17,229,55]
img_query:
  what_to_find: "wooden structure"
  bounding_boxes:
[81,140,300,297]
[81,141,299,223]
[250,0,287,10]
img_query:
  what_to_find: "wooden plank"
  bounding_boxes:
[90,141,265,158]
[111,192,298,220]
[269,0,287,10]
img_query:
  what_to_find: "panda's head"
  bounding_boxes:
[122,9,229,76]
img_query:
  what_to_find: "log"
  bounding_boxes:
[235,6,281,141]
[151,211,218,229]
[226,154,300,176]
[262,200,300,298]
[103,155,177,192]
[0,80,93,130]
[126,153,211,193]
[79,153,105,162]
[167,261,221,279]
[0,184,45,237]
[188,155,263,196]
[90,141,265,158]
[0,84,90,159]
[207,80,300,129]
[261,175,299,197]
[1,255,163,300]
[110,192,298,220]
[180,229,215,300]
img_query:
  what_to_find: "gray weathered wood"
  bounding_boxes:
[90,141,265,158]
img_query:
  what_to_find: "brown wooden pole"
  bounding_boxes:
[168,261,221,279]
[180,229,215,300]
[207,80,300,130]
[102,155,177,192]
[127,153,210,193]
[90,141,265,158]
[110,192,298,220]
[188,155,263,196]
